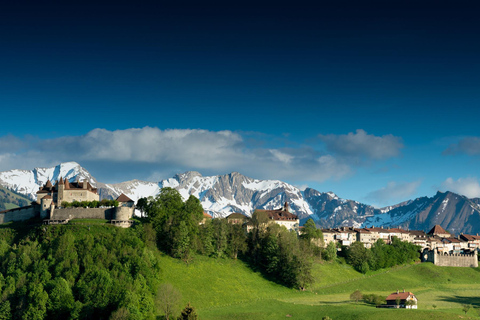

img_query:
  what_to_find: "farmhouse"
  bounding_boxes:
[384,290,417,309]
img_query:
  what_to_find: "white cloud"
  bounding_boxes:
[318,129,403,160]
[0,127,352,184]
[365,180,422,206]
[440,177,480,198]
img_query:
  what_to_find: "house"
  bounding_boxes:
[116,194,135,207]
[254,202,299,232]
[355,228,373,248]
[428,225,451,238]
[385,290,417,309]
[226,212,247,224]
[200,212,212,225]
[321,229,338,247]
[459,233,480,250]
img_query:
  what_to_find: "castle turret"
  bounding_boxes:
[57,177,65,204]
[40,195,53,219]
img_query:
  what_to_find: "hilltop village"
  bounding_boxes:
[1,179,479,267]
[225,206,479,268]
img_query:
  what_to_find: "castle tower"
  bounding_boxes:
[57,177,65,205]
[40,195,53,219]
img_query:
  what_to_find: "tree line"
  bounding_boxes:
[343,237,420,274]
[138,188,323,289]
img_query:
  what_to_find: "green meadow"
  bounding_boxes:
[160,254,480,319]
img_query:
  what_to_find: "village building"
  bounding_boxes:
[226,212,247,224]
[254,202,299,232]
[355,228,373,248]
[384,290,418,309]
[116,194,135,207]
[200,212,213,225]
[459,233,480,250]
[428,225,451,238]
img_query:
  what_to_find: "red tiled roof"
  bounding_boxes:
[386,291,415,301]
[428,225,450,236]
[460,234,480,241]
[116,193,134,202]
[203,212,212,218]
[409,230,426,236]
[42,195,52,199]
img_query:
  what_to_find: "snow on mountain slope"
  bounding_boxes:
[0,162,96,200]
[6,162,480,233]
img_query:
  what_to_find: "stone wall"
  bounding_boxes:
[0,206,37,223]
[114,207,133,220]
[424,249,478,267]
[51,207,114,220]
[59,189,99,203]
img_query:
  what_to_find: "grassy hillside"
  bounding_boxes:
[160,255,480,319]
[1,221,480,319]
[0,186,31,211]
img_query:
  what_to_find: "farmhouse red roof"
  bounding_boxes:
[386,291,415,300]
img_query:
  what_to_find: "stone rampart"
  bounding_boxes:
[114,207,133,220]
[424,249,478,267]
[0,206,37,224]
[52,207,114,220]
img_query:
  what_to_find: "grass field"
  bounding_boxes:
[159,254,480,319]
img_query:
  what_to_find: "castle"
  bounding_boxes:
[0,177,135,227]
[37,177,99,204]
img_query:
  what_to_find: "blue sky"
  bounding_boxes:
[0,1,479,207]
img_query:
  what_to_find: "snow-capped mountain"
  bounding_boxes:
[2,162,480,234]
[362,191,480,234]
[102,171,316,218]
[0,162,96,200]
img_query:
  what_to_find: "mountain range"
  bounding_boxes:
[1,162,480,234]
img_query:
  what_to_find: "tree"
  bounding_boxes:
[350,290,362,304]
[136,197,148,218]
[0,301,11,320]
[462,304,471,315]
[227,223,247,259]
[395,297,401,307]
[155,284,182,320]
[322,241,337,261]
[301,219,323,243]
[179,303,198,320]
[345,242,371,274]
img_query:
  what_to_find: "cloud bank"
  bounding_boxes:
[440,177,480,199]
[318,129,403,160]
[0,127,404,184]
